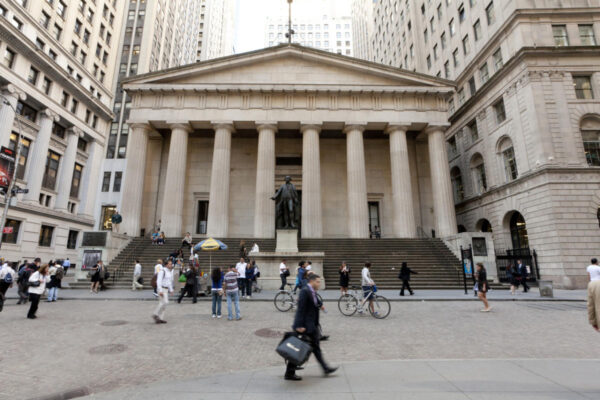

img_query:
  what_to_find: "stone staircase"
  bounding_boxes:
[70,236,495,290]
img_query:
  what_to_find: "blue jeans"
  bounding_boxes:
[212,291,222,316]
[47,287,58,301]
[226,291,241,320]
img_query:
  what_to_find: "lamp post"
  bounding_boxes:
[0,94,25,250]
[285,0,294,44]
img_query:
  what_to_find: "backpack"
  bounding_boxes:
[19,268,32,286]
[151,273,158,289]
[3,270,13,284]
[55,267,64,280]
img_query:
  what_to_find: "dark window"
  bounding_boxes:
[101,171,111,192]
[67,230,78,249]
[276,156,302,166]
[1,219,21,244]
[112,171,122,192]
[101,205,116,230]
[196,200,209,234]
[70,163,83,198]
[16,102,37,121]
[368,201,381,236]
[509,212,529,250]
[42,151,60,190]
[574,76,594,100]
[8,133,31,180]
[77,138,87,152]
[52,123,66,139]
[38,225,54,247]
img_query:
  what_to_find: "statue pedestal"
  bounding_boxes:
[276,229,298,253]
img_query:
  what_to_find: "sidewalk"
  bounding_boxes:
[4,286,587,302]
[82,359,600,399]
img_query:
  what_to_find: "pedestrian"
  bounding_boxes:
[506,263,518,295]
[90,260,104,293]
[284,274,337,381]
[153,259,174,324]
[306,261,312,272]
[476,262,491,312]
[516,259,529,293]
[294,261,307,294]
[46,263,64,302]
[62,258,71,276]
[245,261,255,299]
[211,267,224,318]
[153,259,163,297]
[27,264,50,319]
[132,259,143,290]
[177,262,198,304]
[0,260,16,312]
[251,260,261,293]
[339,262,350,295]
[181,232,193,250]
[279,259,289,291]
[398,262,417,296]
[224,264,241,321]
[111,210,122,233]
[16,260,32,305]
[236,257,247,297]
[587,258,600,332]
[239,240,247,261]
[250,242,260,254]
[361,262,376,315]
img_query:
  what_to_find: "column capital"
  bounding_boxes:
[129,122,153,132]
[40,108,60,122]
[423,123,450,135]
[1,84,27,101]
[256,122,278,132]
[385,124,412,135]
[300,123,322,133]
[343,123,367,134]
[67,126,84,138]
[168,122,193,132]
[211,121,235,132]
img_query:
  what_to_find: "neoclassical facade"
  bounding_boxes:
[120,45,458,240]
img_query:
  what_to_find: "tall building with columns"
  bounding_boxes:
[97,0,203,232]
[0,0,125,262]
[119,44,457,242]
[360,0,600,288]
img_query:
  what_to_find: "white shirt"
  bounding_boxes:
[250,244,259,253]
[156,267,174,294]
[0,264,16,281]
[588,264,600,281]
[306,265,312,271]
[134,263,142,277]
[236,262,247,278]
[154,264,163,274]
[279,263,287,275]
[361,267,374,286]
[28,271,49,295]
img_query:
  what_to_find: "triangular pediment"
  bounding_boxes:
[124,44,453,89]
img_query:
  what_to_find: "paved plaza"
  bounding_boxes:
[1,298,599,399]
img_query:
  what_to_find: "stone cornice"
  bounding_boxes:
[0,199,95,227]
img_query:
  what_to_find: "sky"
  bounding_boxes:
[235,0,352,53]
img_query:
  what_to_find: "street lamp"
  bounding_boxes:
[0,94,26,250]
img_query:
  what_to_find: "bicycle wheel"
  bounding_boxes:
[369,295,391,319]
[337,294,358,316]
[274,292,294,312]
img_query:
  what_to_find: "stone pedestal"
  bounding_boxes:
[276,229,298,253]
[252,252,325,290]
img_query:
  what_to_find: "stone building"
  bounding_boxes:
[355,0,600,288]
[0,0,125,262]
[120,44,458,244]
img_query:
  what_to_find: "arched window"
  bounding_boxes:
[476,218,493,232]
[457,224,467,233]
[509,211,529,250]
[497,137,518,182]
[450,167,464,203]
[581,115,600,166]
[470,153,487,194]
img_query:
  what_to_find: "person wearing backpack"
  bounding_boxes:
[17,259,39,305]
[27,264,50,319]
[47,264,64,302]
[398,262,418,296]
[0,260,16,312]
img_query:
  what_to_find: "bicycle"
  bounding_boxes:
[274,283,323,312]
[338,285,391,319]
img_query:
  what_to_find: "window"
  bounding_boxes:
[450,167,464,203]
[35,38,46,50]
[83,29,90,44]
[40,11,51,29]
[38,225,54,247]
[77,137,87,152]
[493,98,506,123]
[462,35,470,55]
[579,25,596,45]
[582,116,600,166]
[574,76,594,99]
[458,3,466,23]
[42,151,60,190]
[27,67,39,85]
[70,41,78,56]
[440,32,447,50]
[473,19,482,41]
[468,76,476,96]
[70,163,83,198]
[479,63,489,84]
[427,55,432,70]
[101,205,117,230]
[448,136,458,157]
[113,171,122,192]
[2,219,21,244]
[485,1,495,25]
[79,51,87,64]
[101,171,111,192]
[53,24,63,40]
[467,119,479,142]
[552,25,569,46]
[433,44,439,60]
[424,28,428,43]
[67,230,78,249]
[471,154,487,194]
[3,48,16,69]
[16,101,37,121]
[452,49,459,67]
[492,48,503,71]
[57,1,67,18]
[449,18,456,36]
[8,133,30,180]
[74,19,82,35]
[52,123,66,138]
[0,5,6,16]
[71,99,78,114]
[498,137,518,181]
[11,17,23,31]
[458,88,465,105]
[444,61,450,78]
[48,49,57,60]
[61,91,69,107]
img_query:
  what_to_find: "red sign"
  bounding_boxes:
[0,146,15,192]
[3,227,13,234]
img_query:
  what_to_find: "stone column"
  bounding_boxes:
[54,127,82,212]
[301,124,323,238]
[387,125,417,238]
[120,123,151,236]
[78,139,102,219]
[344,124,369,238]
[23,109,59,204]
[206,122,234,237]
[0,84,27,147]
[160,123,191,237]
[426,125,458,237]
[254,122,276,238]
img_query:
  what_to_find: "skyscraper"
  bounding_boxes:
[197,0,236,62]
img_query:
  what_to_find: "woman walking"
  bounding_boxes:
[27,264,49,319]
[211,267,224,318]
[398,262,418,296]
[90,261,104,293]
[506,263,518,295]
[476,263,491,312]
[339,262,350,295]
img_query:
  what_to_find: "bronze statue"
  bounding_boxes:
[271,176,299,229]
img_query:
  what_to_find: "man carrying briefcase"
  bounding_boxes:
[280,273,337,381]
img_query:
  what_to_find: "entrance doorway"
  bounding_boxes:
[196,200,208,234]
[509,211,529,250]
[100,205,116,230]
[368,201,381,236]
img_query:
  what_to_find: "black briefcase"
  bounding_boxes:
[276,333,312,366]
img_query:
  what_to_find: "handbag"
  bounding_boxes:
[276,333,312,366]
[29,280,41,287]
[179,274,187,283]
[372,285,378,293]
[283,269,290,277]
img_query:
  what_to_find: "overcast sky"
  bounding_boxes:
[235,0,351,54]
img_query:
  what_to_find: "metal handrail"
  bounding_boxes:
[111,238,145,285]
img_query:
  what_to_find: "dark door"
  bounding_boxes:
[196,200,209,234]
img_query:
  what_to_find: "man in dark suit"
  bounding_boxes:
[285,274,337,381]
[517,259,529,293]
